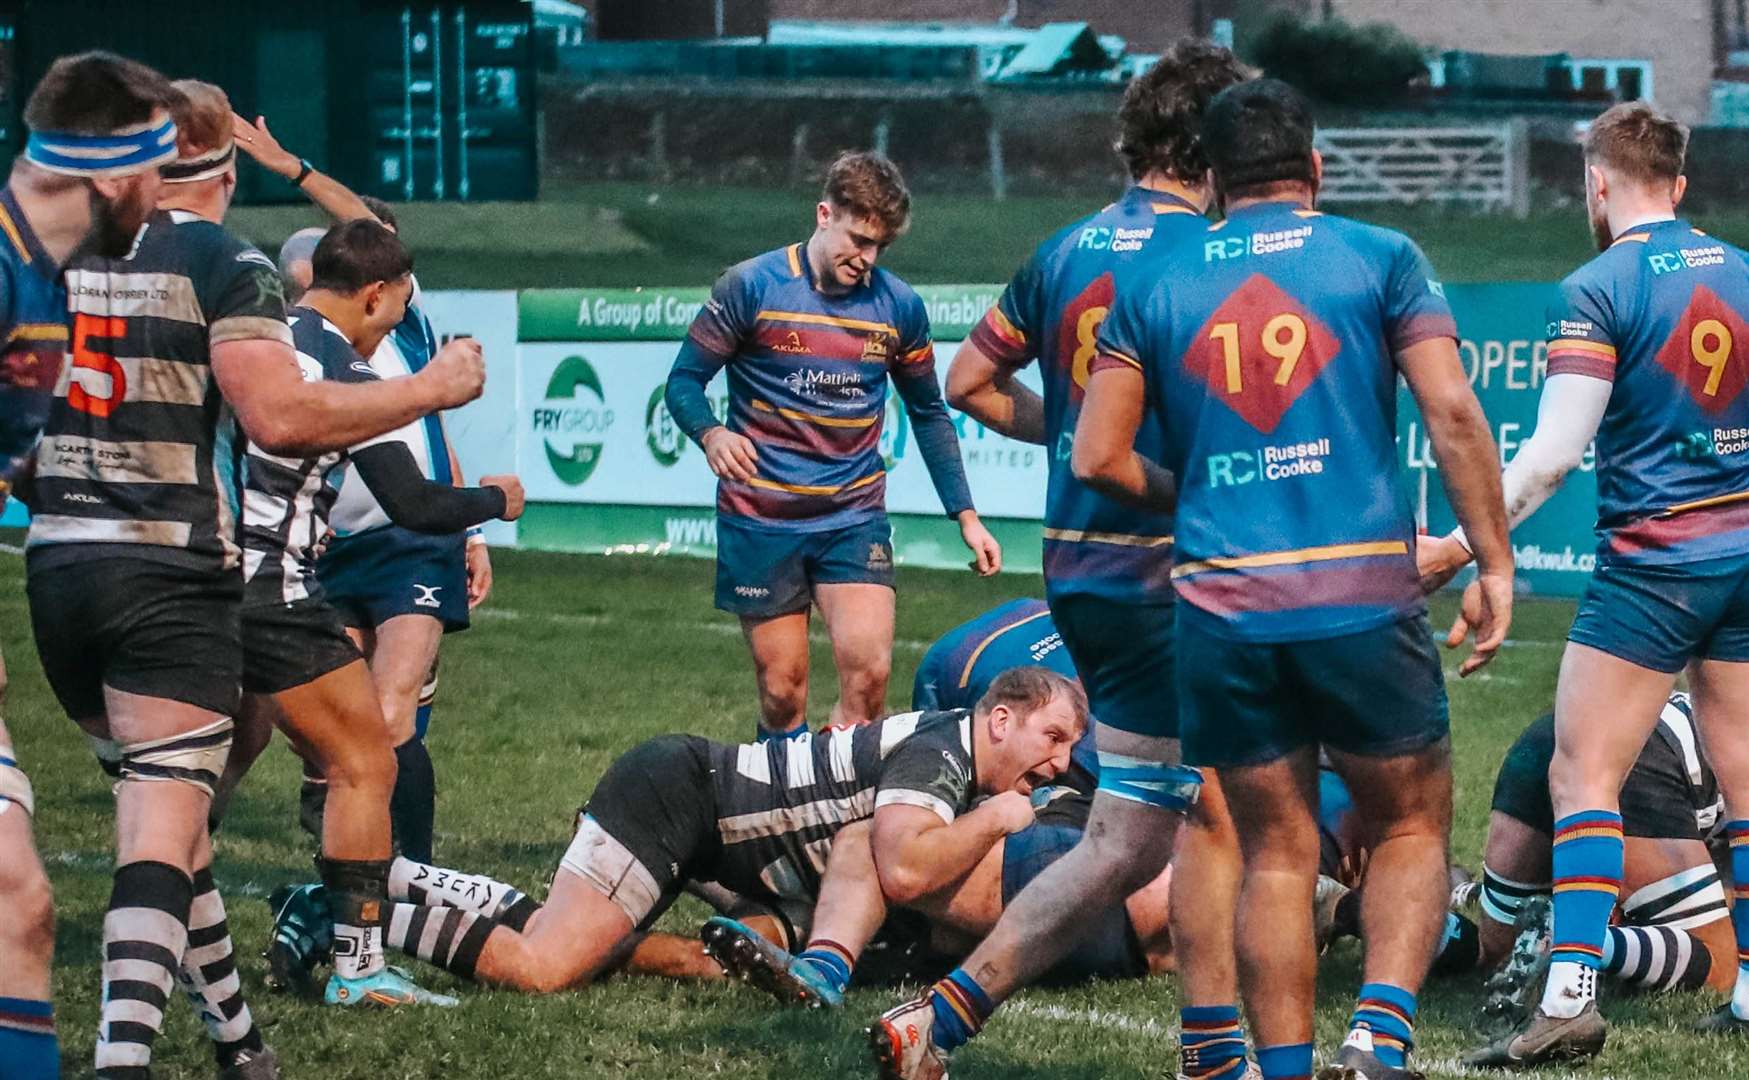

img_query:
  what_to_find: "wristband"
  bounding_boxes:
[290,158,313,187]
[467,525,486,545]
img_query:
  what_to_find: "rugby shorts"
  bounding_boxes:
[1051,595,1178,740]
[1491,713,1705,841]
[1568,551,1749,673]
[318,526,469,633]
[1000,817,1147,983]
[561,734,720,929]
[1177,606,1449,769]
[27,554,243,718]
[714,515,894,617]
[240,597,364,696]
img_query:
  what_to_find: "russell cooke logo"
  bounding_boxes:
[533,355,614,486]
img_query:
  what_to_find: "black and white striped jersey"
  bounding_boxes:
[1650,692,1723,842]
[237,308,374,607]
[703,709,977,901]
[28,210,290,575]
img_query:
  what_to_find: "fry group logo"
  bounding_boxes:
[644,384,685,467]
[533,355,614,486]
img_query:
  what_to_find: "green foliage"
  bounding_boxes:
[1247,13,1429,106]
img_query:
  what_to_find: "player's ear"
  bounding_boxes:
[986,703,1010,742]
[1671,173,1688,210]
[1586,164,1608,203]
[815,200,834,231]
[361,280,383,317]
[1309,149,1324,195]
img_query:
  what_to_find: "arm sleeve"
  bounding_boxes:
[890,294,974,517]
[1496,372,1611,530]
[664,268,752,443]
[1384,238,1459,355]
[349,441,507,534]
[965,255,1044,371]
[207,245,292,348]
[875,729,973,825]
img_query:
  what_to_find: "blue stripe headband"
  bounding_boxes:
[25,115,179,178]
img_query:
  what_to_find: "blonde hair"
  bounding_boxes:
[169,79,231,157]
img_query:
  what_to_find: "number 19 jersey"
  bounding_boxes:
[1096,201,1458,642]
[1545,218,1749,565]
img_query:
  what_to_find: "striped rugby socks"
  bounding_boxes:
[95,860,193,1079]
[1541,809,1621,1017]
[174,866,263,1066]
[0,996,57,1079]
[796,939,855,995]
[1728,821,1749,1019]
[1346,983,1416,1069]
[389,855,540,930]
[927,968,994,1053]
[385,903,497,980]
[1179,1005,1248,1080]
[1602,924,1711,991]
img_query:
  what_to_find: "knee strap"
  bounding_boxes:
[0,747,35,817]
[1095,752,1202,812]
[116,717,233,797]
[1479,863,1549,926]
[1621,864,1729,931]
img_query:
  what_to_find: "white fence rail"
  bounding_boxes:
[1314,122,1530,217]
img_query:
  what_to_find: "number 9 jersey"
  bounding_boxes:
[1095,201,1457,642]
[1545,219,1749,566]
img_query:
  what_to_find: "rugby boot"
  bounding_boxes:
[323,964,459,1008]
[1314,1043,1424,1080]
[264,882,331,994]
[1461,1001,1606,1069]
[868,995,951,1080]
[700,916,843,1008]
[1177,1061,1263,1080]
[1479,893,1551,1031]
[1695,1003,1749,1035]
[217,1045,280,1080]
[1314,874,1352,954]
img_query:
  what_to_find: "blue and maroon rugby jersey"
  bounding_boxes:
[1095,200,1458,642]
[966,185,1202,604]
[1544,219,1749,565]
[0,186,70,491]
[665,243,973,532]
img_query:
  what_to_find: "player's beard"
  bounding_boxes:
[1586,198,1613,253]
[83,181,152,259]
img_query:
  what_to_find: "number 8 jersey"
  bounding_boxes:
[1095,201,1458,642]
[1545,218,1749,565]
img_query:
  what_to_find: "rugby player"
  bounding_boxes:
[1068,79,1513,1080]
[23,80,482,1075]
[1413,102,1749,1064]
[299,668,1082,994]
[235,120,485,861]
[663,151,1000,740]
[1461,693,1728,1027]
[868,43,1256,1080]
[0,50,180,1080]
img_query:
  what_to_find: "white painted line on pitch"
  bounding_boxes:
[0,542,22,556]
[1443,668,1523,685]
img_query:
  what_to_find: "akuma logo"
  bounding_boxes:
[532,355,614,486]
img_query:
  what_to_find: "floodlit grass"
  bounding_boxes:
[226,180,1749,293]
[3,541,1741,1077]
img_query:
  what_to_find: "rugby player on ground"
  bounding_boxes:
[867,43,1258,1080]
[304,668,1083,994]
[1063,79,1512,1080]
[23,78,482,1076]
[1414,102,1749,1065]
[663,151,1000,741]
[0,50,180,1080]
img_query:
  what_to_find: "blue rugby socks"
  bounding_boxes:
[1255,1041,1313,1080]
[1728,821,1749,1019]
[1347,983,1416,1069]
[1180,1005,1248,1080]
[927,968,994,1052]
[1542,809,1621,1017]
[796,939,854,995]
[0,996,58,1078]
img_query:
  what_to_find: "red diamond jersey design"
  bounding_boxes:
[1182,273,1342,434]
[1056,271,1116,405]
[1653,284,1749,416]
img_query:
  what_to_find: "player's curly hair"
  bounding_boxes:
[1116,39,1250,183]
[822,150,911,238]
[976,667,1089,734]
[1583,101,1687,187]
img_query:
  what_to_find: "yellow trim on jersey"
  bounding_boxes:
[1098,349,1144,372]
[1172,540,1409,579]
[1547,338,1617,357]
[0,203,30,264]
[1611,232,1651,246]
[958,609,1053,689]
[750,399,877,428]
[745,471,884,496]
[1293,209,1324,218]
[1661,490,1749,517]
[756,309,899,337]
[1042,527,1174,548]
[786,243,803,277]
[7,323,68,342]
[1152,203,1199,216]
[985,305,1026,345]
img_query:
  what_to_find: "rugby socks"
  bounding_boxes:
[1728,821,1749,1019]
[927,969,994,1052]
[1255,1042,1313,1080]
[1431,911,1482,975]
[755,724,808,744]
[1602,924,1712,991]
[1347,983,1416,1069]
[391,736,437,864]
[1179,1005,1248,1080]
[95,860,192,1079]
[175,867,264,1066]
[796,939,855,996]
[0,997,58,1079]
[1541,810,1621,1017]
[386,903,496,981]
[320,857,391,981]
[389,855,540,931]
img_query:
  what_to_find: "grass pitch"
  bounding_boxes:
[4,542,1745,1079]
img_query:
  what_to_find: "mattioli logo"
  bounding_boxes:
[532,355,614,486]
[644,384,685,467]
